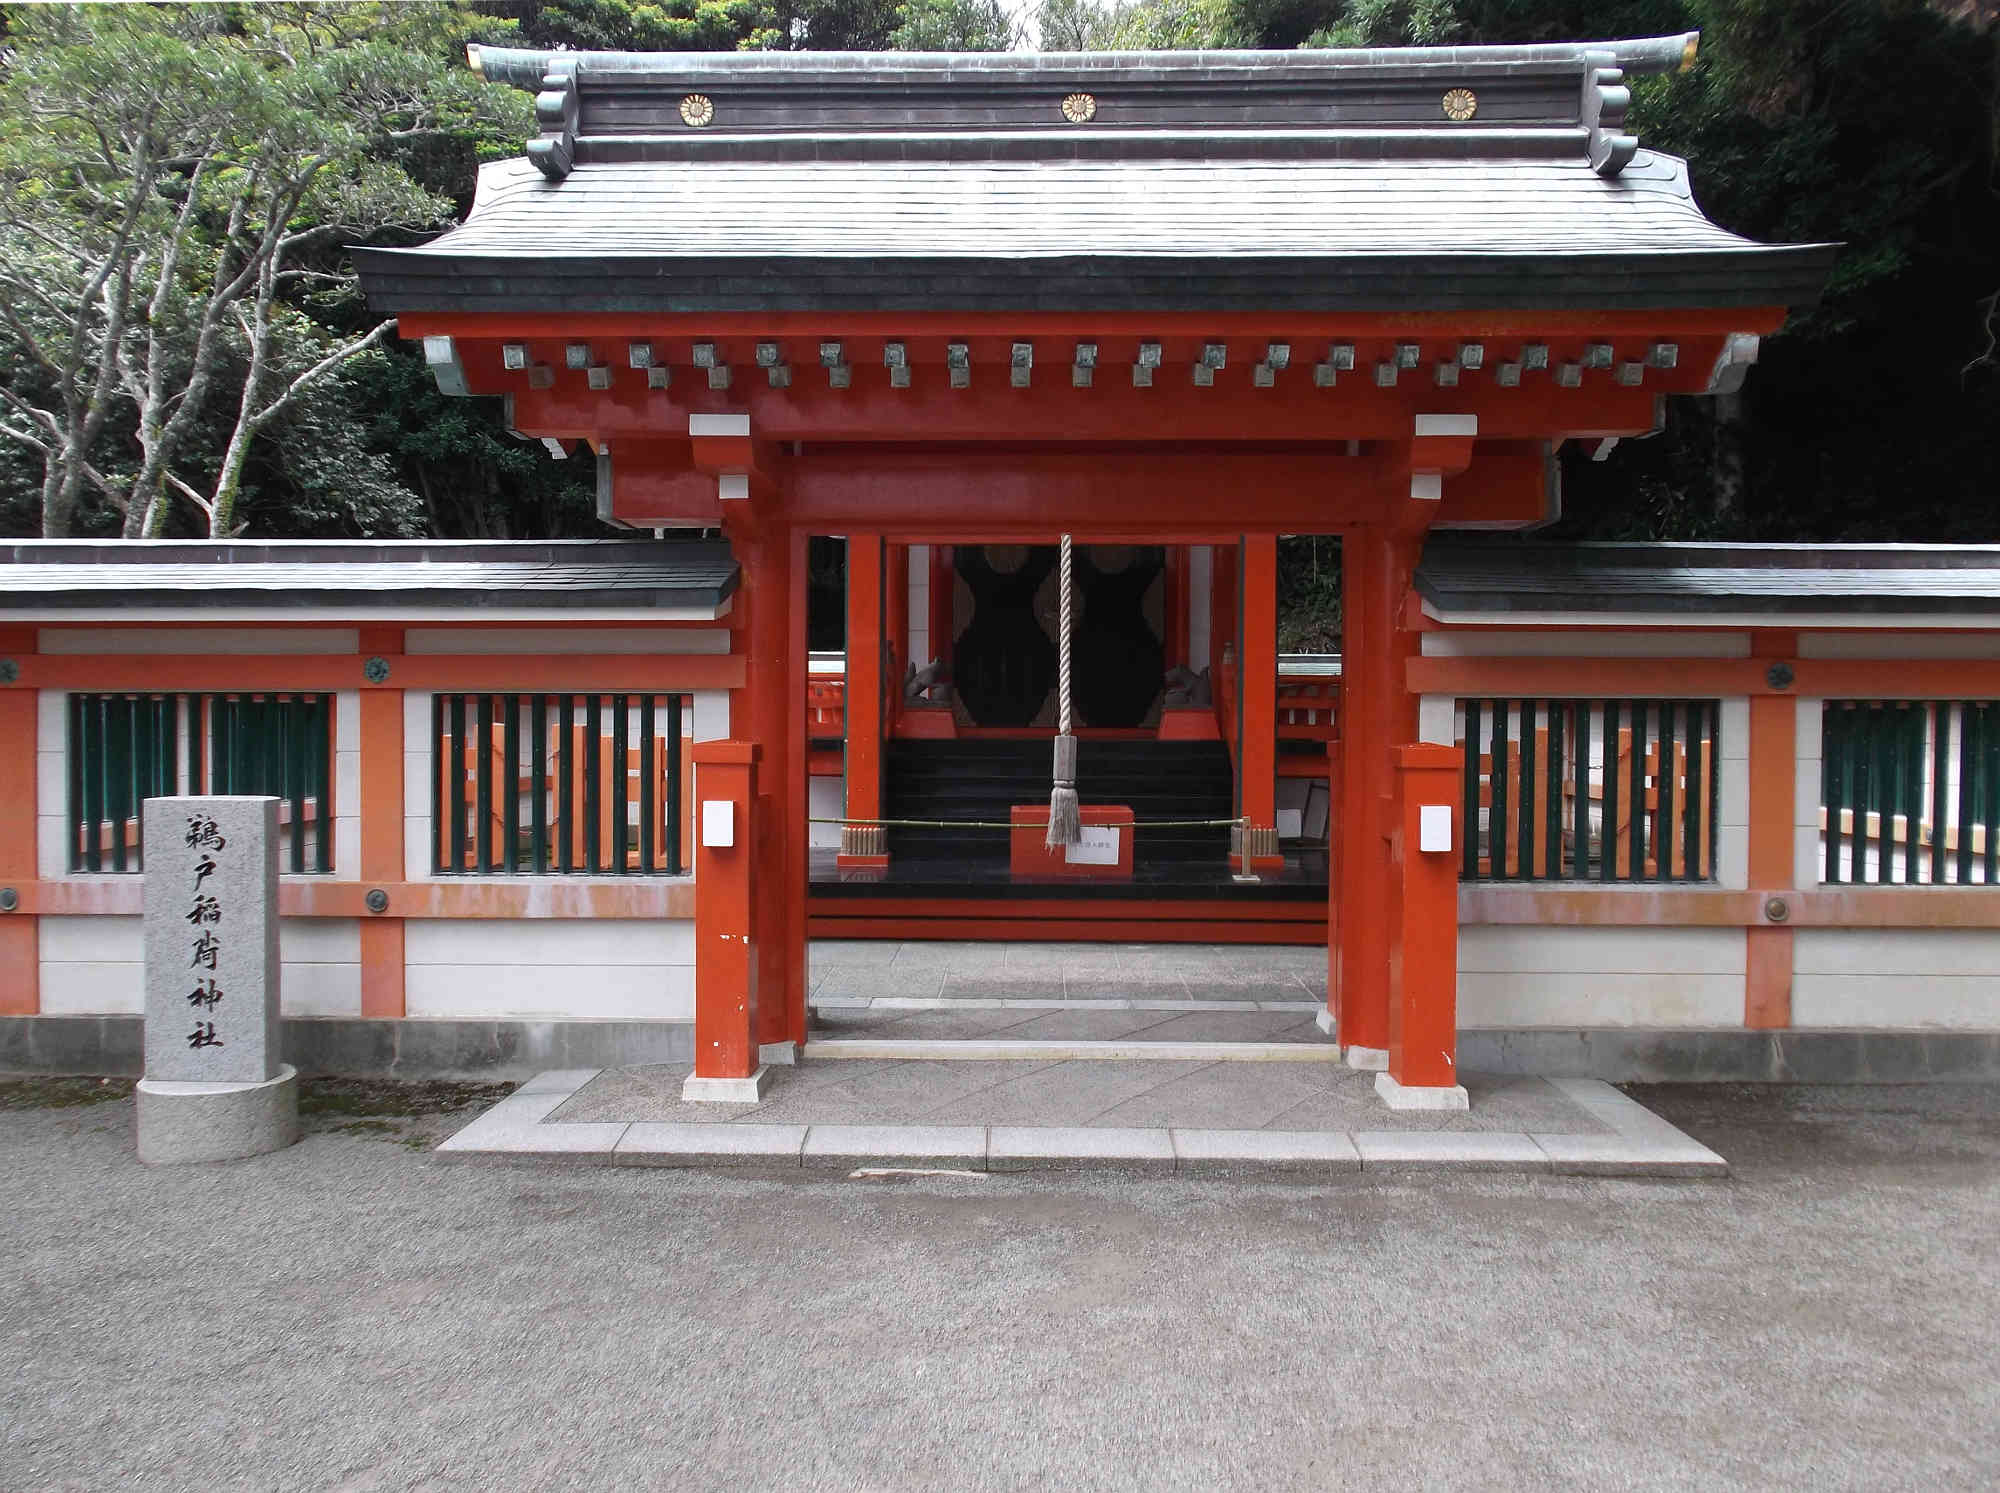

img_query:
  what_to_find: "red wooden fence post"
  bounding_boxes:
[1380,742,1468,1110]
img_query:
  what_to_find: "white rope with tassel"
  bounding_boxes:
[1045,534,1080,848]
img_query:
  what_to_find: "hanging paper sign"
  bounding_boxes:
[1064,825,1121,866]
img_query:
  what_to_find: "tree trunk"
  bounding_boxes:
[1710,392,1748,535]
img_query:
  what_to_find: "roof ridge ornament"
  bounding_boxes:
[1583,64,1637,177]
[528,67,579,181]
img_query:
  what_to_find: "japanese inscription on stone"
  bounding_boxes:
[143,797,282,1084]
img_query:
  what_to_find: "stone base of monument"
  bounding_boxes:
[136,1063,299,1165]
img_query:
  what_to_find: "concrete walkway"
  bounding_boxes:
[438,941,1726,1176]
[440,1067,1726,1177]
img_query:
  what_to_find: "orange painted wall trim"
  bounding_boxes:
[10,654,745,693]
[1744,925,1793,1029]
[357,627,404,1016]
[8,879,697,920]
[1411,655,2000,702]
[0,681,36,1014]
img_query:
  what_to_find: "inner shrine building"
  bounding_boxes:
[344,35,1832,1102]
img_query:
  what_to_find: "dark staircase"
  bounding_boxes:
[882,738,1235,871]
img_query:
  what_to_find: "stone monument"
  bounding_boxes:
[135,797,299,1164]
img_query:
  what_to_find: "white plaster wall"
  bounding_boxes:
[1800,633,2000,660]
[1458,926,1745,1027]
[37,628,359,654]
[1795,695,1824,887]
[809,775,844,850]
[38,914,361,1017]
[907,544,931,670]
[37,690,65,880]
[1793,929,2000,1028]
[1716,697,1750,890]
[1421,630,1752,658]
[404,918,694,1021]
[403,628,729,655]
[1188,546,1212,672]
[403,690,434,881]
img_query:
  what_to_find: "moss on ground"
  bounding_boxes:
[0,1077,135,1110]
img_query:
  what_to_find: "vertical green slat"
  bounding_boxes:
[612,694,630,875]
[1545,703,1564,879]
[584,694,602,872]
[1845,704,1862,884]
[1490,700,1510,879]
[475,693,494,874]
[262,694,282,806]
[430,694,445,873]
[188,695,203,795]
[1517,700,1536,882]
[503,695,521,874]
[1689,701,1709,881]
[1931,701,1950,884]
[1905,705,1924,883]
[66,695,83,872]
[1629,701,1648,881]
[1856,700,1872,876]
[640,695,657,873]
[287,696,307,874]
[449,694,468,873]
[1839,705,1858,884]
[557,696,575,873]
[107,697,129,874]
[1460,699,1481,880]
[84,696,104,873]
[1954,702,1974,887]
[1820,707,1838,883]
[666,695,683,876]
[530,695,549,874]
[1658,703,1678,881]
[1983,704,2000,887]
[1572,702,1591,880]
[316,695,333,873]
[1600,701,1620,883]
[1852,704,1873,885]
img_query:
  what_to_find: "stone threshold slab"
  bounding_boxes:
[815,997,1325,1015]
[437,1072,1727,1179]
[802,1038,1339,1062]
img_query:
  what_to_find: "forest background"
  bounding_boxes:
[0,0,1994,651]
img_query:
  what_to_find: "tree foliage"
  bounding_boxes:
[0,2,527,537]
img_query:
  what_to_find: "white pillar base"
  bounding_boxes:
[1375,1071,1470,1111]
[1343,1044,1388,1071]
[1313,1009,1336,1037]
[759,1041,801,1067]
[681,1065,774,1104]
[136,1064,299,1165]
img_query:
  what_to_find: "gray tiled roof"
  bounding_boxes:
[0,540,738,611]
[1417,543,2000,617]
[355,37,1832,316]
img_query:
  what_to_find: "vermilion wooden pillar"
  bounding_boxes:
[691,741,760,1082]
[929,544,954,681]
[840,533,888,868]
[1335,527,1422,1064]
[744,523,803,1051]
[781,523,811,1046]
[885,542,910,693]
[1238,534,1281,868]
[1381,743,1468,1106]
[357,626,406,1018]
[1746,629,1799,1028]
[0,631,38,1014]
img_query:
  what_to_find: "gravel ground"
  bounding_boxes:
[2,1078,1995,1492]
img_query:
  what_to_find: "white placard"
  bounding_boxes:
[701,800,735,848]
[1064,825,1121,866]
[1418,803,1453,854]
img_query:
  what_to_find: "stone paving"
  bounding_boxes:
[549,1059,1596,1133]
[435,941,1731,1176]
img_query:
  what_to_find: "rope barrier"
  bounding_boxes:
[808,816,1249,831]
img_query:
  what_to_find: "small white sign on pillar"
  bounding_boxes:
[1418,803,1454,855]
